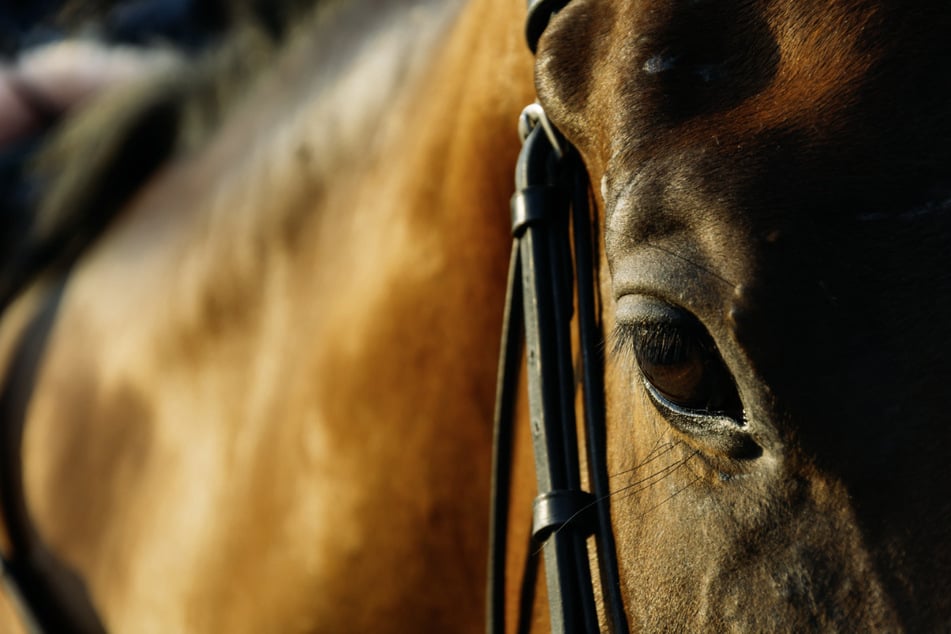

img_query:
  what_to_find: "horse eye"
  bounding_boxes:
[616,299,743,421]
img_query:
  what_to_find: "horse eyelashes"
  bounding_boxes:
[612,320,699,368]
[631,323,701,365]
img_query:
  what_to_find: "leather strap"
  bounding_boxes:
[525,0,571,53]
[0,281,107,634]
[486,2,632,627]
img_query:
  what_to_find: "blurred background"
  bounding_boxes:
[0,0,242,278]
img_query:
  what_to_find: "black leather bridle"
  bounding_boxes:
[486,1,629,632]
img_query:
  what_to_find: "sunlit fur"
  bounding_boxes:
[0,0,534,630]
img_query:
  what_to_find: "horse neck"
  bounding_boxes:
[48,0,538,374]
[188,0,539,627]
[104,0,535,628]
[158,0,537,339]
[0,0,541,630]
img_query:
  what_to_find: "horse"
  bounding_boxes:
[1,0,951,630]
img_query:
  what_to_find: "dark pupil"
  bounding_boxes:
[632,325,710,408]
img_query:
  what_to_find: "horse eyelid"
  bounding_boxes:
[610,320,699,363]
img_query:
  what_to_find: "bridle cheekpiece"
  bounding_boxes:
[486,1,630,632]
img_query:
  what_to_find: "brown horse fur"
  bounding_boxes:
[3,0,951,631]
[1,0,535,630]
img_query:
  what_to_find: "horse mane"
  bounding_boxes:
[0,0,331,311]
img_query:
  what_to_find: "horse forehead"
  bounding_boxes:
[613,0,884,135]
[540,0,951,253]
[540,0,950,154]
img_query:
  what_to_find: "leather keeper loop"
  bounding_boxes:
[510,186,567,237]
[532,489,597,542]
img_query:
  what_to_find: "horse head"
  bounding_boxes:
[535,0,951,628]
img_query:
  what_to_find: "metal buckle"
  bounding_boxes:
[518,102,563,158]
